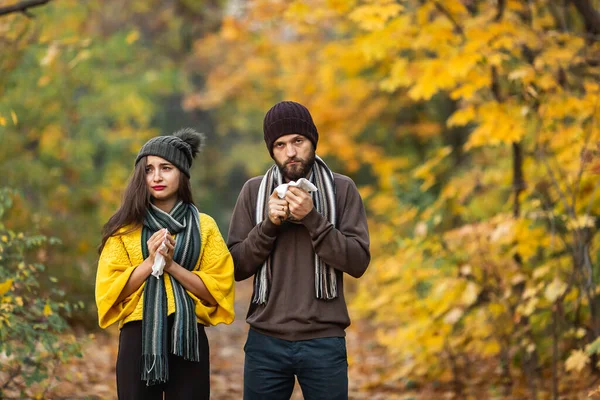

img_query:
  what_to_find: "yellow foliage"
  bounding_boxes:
[43,303,53,317]
[0,279,13,296]
[125,30,139,44]
[465,102,526,149]
[408,60,458,101]
[545,278,567,303]
[566,215,596,231]
[192,0,600,388]
[565,349,589,373]
[349,1,403,31]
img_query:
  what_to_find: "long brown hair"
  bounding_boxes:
[98,156,195,253]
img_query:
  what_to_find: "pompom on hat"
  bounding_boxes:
[135,128,205,177]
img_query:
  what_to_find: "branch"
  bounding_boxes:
[0,0,51,18]
[433,1,466,38]
[570,0,600,36]
[495,0,505,22]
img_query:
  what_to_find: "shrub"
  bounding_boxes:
[0,188,83,398]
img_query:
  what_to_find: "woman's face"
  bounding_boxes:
[145,155,181,203]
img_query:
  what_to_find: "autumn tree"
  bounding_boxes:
[188,0,600,397]
[1,0,228,323]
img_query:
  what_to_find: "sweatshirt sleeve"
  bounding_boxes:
[188,215,235,326]
[95,235,142,328]
[227,179,280,281]
[300,177,371,278]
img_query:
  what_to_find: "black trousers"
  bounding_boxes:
[116,319,210,400]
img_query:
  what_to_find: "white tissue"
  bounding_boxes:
[275,178,318,199]
[151,232,168,279]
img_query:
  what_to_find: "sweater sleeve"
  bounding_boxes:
[188,214,235,326]
[227,178,280,281]
[95,234,142,328]
[300,177,371,278]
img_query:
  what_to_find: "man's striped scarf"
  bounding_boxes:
[141,201,201,385]
[254,155,337,304]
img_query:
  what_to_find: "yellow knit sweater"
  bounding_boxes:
[95,213,235,329]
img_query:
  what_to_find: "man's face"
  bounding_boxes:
[272,134,315,182]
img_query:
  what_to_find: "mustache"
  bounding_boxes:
[285,158,302,165]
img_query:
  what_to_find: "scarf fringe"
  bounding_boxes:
[141,354,169,386]
[171,317,201,362]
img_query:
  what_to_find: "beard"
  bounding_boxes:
[276,151,316,182]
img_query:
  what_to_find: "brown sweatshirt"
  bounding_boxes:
[227,172,370,341]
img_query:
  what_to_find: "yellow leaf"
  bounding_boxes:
[15,297,23,306]
[444,308,463,324]
[566,215,596,231]
[40,42,59,66]
[43,303,53,316]
[545,278,567,303]
[349,2,403,31]
[10,110,17,125]
[447,105,476,127]
[483,340,501,356]
[461,282,479,306]
[533,265,551,280]
[0,117,5,126]
[519,297,538,316]
[1,235,7,243]
[220,16,241,41]
[126,30,139,44]
[38,75,51,87]
[0,279,13,296]
[565,349,589,372]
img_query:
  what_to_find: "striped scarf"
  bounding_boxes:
[254,155,337,304]
[141,201,201,385]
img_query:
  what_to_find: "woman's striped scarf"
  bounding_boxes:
[140,201,201,386]
[254,155,337,304]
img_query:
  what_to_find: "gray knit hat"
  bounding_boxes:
[263,101,318,157]
[135,128,205,177]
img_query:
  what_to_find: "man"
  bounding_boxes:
[227,100,370,400]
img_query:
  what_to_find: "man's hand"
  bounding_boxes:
[268,191,289,225]
[285,186,313,220]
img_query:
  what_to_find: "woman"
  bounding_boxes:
[95,128,235,399]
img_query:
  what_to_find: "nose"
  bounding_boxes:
[285,143,296,158]
[152,169,163,182]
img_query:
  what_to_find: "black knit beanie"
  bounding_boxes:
[263,101,318,157]
[135,128,205,177]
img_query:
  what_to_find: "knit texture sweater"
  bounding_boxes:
[227,173,370,341]
[96,213,235,329]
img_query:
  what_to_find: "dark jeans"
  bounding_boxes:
[116,319,210,400]
[243,328,348,400]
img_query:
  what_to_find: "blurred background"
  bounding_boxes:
[1,0,600,398]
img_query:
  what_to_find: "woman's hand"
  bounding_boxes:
[146,229,166,260]
[158,233,176,270]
